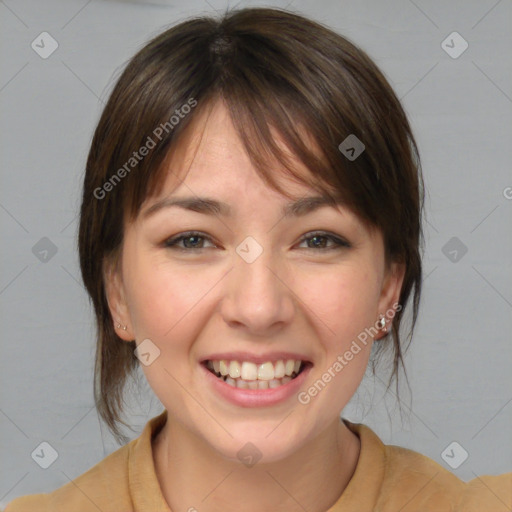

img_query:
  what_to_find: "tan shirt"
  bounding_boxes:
[5,410,511,511]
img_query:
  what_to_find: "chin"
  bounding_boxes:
[207,425,304,466]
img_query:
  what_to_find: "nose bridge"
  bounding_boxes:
[222,238,295,332]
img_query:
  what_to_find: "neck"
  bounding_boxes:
[152,414,361,512]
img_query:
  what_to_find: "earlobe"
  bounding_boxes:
[103,259,134,341]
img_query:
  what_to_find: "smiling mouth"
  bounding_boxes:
[201,359,312,390]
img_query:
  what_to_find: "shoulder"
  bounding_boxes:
[381,440,512,510]
[345,420,512,511]
[5,439,134,512]
[460,472,512,511]
[4,411,169,512]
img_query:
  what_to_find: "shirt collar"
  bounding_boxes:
[327,418,386,511]
[129,409,171,512]
[129,410,385,512]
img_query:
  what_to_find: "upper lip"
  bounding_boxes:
[201,351,313,365]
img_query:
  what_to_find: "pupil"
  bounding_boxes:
[310,236,325,248]
[184,235,201,248]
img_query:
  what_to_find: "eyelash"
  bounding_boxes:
[163,230,351,252]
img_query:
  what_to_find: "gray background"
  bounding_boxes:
[1,0,511,506]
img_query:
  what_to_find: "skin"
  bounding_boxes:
[105,99,405,512]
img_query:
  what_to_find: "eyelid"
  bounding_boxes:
[298,230,351,249]
[163,231,217,251]
[163,230,351,252]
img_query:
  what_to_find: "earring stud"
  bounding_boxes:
[377,315,387,333]
[116,323,127,331]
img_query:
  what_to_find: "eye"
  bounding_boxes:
[164,231,216,251]
[163,230,350,252]
[297,231,351,251]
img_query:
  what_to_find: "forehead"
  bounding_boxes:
[133,98,379,243]
[149,99,328,203]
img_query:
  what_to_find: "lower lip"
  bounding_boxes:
[200,362,313,407]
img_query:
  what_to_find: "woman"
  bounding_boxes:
[6,7,511,512]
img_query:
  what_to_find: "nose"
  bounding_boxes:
[220,248,295,335]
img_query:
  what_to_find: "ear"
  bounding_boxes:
[103,256,135,342]
[376,261,406,339]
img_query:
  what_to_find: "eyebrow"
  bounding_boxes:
[142,194,341,219]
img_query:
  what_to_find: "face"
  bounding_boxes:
[105,99,404,464]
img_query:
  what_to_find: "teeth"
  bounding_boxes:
[207,358,305,383]
[236,379,249,389]
[258,362,274,380]
[219,360,229,376]
[229,361,241,379]
[274,360,285,379]
[285,359,295,375]
[241,361,258,380]
[223,375,294,389]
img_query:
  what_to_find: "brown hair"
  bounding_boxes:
[78,7,423,443]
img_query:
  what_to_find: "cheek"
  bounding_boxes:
[123,257,215,398]
[298,265,381,345]
[127,263,214,340]
[300,269,380,406]
[121,239,210,338]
